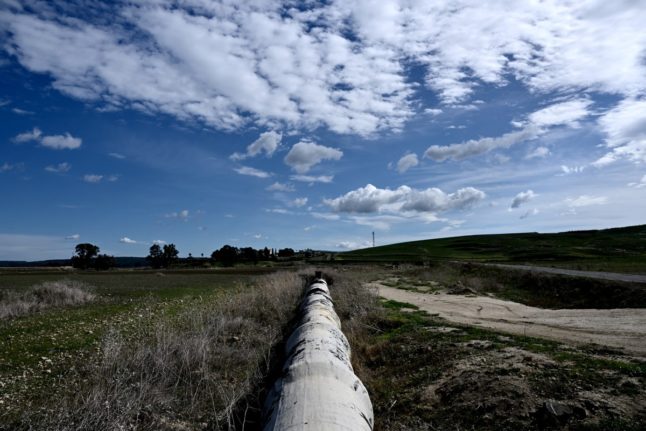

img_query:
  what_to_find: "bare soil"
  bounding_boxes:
[373,283,646,357]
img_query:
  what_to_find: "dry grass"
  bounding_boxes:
[0,280,95,319]
[33,271,303,431]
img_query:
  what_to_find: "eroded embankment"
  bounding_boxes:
[373,283,646,356]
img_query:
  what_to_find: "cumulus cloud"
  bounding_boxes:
[13,127,42,143]
[593,99,646,167]
[45,162,71,173]
[152,239,166,245]
[510,190,536,209]
[65,234,80,240]
[425,98,592,162]
[166,209,190,220]
[12,127,81,149]
[311,212,341,221]
[41,133,82,150]
[230,131,282,161]
[560,165,585,175]
[83,174,103,183]
[525,147,550,160]
[565,195,608,207]
[266,182,295,192]
[425,127,541,162]
[628,174,646,188]
[120,237,137,244]
[335,240,373,250]
[284,141,343,173]
[527,99,592,128]
[0,162,22,173]
[2,1,645,138]
[520,208,539,219]
[234,165,272,178]
[290,174,334,183]
[324,184,485,215]
[396,153,418,173]
[289,197,308,207]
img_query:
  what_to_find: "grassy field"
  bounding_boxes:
[2,265,645,430]
[0,267,301,429]
[338,224,646,273]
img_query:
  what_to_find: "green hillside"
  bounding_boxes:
[339,225,646,272]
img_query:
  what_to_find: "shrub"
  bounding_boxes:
[0,280,95,319]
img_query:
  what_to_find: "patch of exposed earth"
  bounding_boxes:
[371,283,646,356]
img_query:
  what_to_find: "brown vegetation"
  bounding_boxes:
[0,280,95,319]
[12,271,302,430]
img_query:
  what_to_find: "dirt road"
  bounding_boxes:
[485,263,646,284]
[374,284,646,356]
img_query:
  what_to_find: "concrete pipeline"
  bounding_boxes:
[262,277,374,430]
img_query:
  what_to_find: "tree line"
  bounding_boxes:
[71,242,298,270]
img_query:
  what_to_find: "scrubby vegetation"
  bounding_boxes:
[0,280,95,319]
[0,269,297,429]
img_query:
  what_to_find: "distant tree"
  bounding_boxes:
[162,244,179,268]
[277,248,295,258]
[147,244,164,269]
[240,247,258,263]
[71,243,100,269]
[212,245,238,267]
[262,247,270,260]
[94,254,116,270]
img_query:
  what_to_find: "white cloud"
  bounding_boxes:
[234,165,272,178]
[109,152,126,159]
[266,182,295,192]
[510,190,536,209]
[325,183,485,215]
[41,133,82,149]
[152,239,166,245]
[565,195,608,207]
[424,108,443,116]
[527,99,592,128]
[284,141,343,173]
[289,197,308,207]
[628,174,646,188]
[593,99,646,167]
[396,153,418,173]
[120,237,137,244]
[83,174,103,183]
[525,146,550,160]
[65,234,80,240]
[519,208,539,219]
[166,209,190,220]
[253,234,262,239]
[1,162,22,173]
[3,2,645,138]
[560,165,585,175]
[425,126,541,162]
[12,108,33,115]
[230,131,282,161]
[45,162,71,173]
[13,127,42,143]
[335,240,373,250]
[425,98,592,163]
[311,212,340,221]
[290,174,334,183]
[13,127,81,149]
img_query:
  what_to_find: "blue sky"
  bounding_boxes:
[1,0,645,260]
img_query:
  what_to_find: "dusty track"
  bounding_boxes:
[374,284,646,356]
